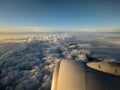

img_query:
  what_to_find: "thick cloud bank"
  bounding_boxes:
[0,33,120,90]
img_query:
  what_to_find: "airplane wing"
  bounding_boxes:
[51,60,120,90]
[87,62,120,76]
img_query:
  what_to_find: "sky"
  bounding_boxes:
[0,0,120,32]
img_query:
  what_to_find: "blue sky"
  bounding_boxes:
[0,0,120,32]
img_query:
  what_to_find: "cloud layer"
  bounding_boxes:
[0,33,120,90]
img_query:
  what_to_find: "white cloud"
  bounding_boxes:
[0,26,48,33]
[0,27,120,33]
[20,26,47,32]
[79,27,120,32]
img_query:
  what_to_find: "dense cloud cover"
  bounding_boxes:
[0,33,120,90]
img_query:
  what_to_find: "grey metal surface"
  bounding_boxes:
[87,62,120,76]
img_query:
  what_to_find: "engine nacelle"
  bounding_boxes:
[51,60,120,90]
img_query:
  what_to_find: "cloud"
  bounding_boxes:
[0,27,47,33]
[0,27,120,34]
[0,28,17,33]
[79,27,120,32]
[0,33,120,90]
[20,26,47,32]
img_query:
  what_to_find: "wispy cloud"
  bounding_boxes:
[20,26,48,32]
[0,26,48,33]
[0,27,120,33]
[79,27,120,32]
[0,28,17,33]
